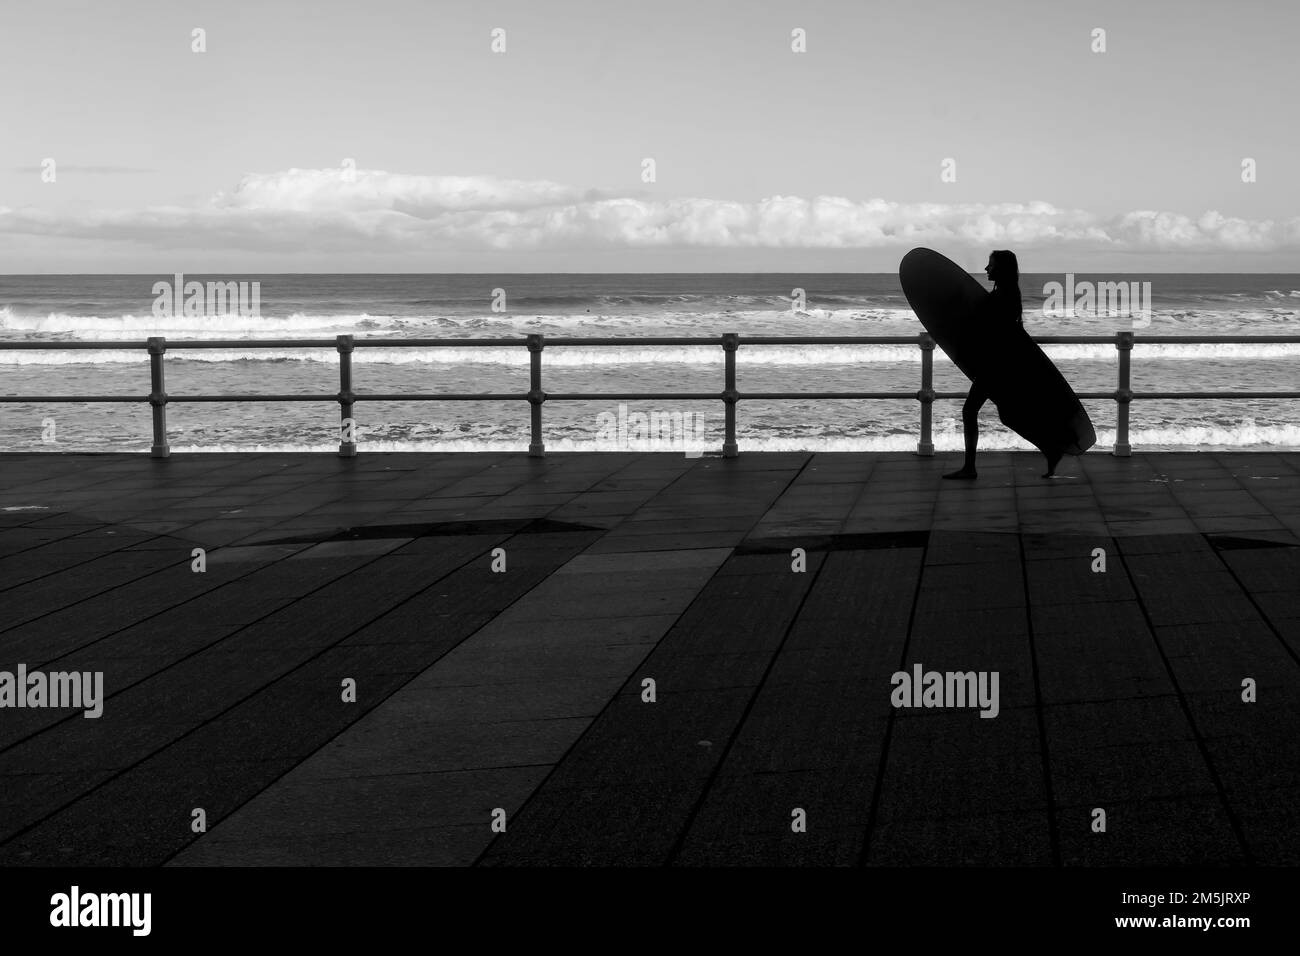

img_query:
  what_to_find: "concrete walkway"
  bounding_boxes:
[0,450,1296,865]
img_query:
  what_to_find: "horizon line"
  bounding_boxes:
[5,271,1300,278]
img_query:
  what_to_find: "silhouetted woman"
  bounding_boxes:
[942,250,1064,480]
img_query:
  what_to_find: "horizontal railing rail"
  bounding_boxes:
[2,332,1298,458]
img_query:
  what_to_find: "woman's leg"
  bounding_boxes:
[943,383,988,479]
[1042,426,1071,478]
[1042,448,1063,478]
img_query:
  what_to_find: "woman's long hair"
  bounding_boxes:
[990,249,1023,323]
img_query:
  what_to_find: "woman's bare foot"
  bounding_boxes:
[943,467,978,480]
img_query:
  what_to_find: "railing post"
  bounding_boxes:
[147,336,170,458]
[336,334,357,457]
[527,333,546,457]
[1114,330,1133,457]
[916,332,935,456]
[721,333,739,458]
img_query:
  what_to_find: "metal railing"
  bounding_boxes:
[3,332,1299,458]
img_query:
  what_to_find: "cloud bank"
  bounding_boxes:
[2,168,1297,255]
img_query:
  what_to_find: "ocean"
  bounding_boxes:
[2,273,1298,454]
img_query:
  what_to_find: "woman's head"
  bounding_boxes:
[985,249,1023,322]
[985,250,1020,288]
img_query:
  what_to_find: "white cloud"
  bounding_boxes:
[211,168,599,214]
[1112,209,1284,251]
[2,168,1297,255]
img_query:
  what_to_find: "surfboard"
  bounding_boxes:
[899,247,1096,457]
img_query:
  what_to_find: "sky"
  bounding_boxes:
[1,0,1297,273]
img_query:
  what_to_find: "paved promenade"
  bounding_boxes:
[0,450,1296,866]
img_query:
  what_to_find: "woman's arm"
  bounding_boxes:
[978,288,1024,327]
